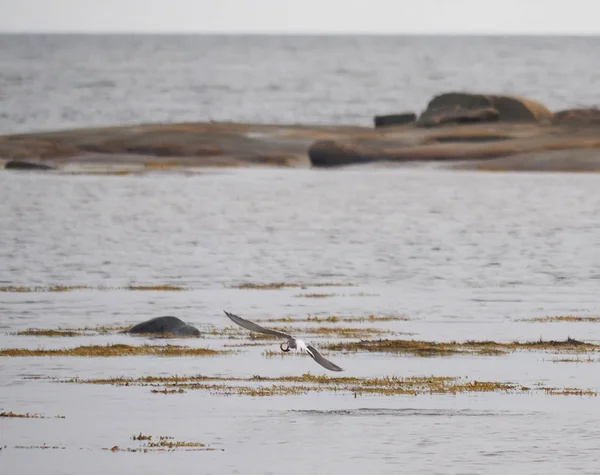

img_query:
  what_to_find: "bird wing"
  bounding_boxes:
[223,311,292,339]
[306,344,344,372]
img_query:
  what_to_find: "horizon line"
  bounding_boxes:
[0,31,599,37]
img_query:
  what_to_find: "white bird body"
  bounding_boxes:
[295,339,308,353]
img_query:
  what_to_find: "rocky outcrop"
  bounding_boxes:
[553,108,600,125]
[0,122,369,170]
[5,160,55,170]
[309,123,600,168]
[125,316,201,337]
[374,113,416,128]
[417,92,554,127]
[1,92,599,173]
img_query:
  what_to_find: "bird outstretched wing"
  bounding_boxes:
[223,311,292,340]
[306,344,344,372]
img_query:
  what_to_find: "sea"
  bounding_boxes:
[0,34,600,134]
[1,35,600,475]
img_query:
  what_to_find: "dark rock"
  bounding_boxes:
[309,140,375,168]
[553,108,600,125]
[419,107,500,127]
[374,113,416,128]
[5,160,55,170]
[417,92,554,127]
[125,316,200,337]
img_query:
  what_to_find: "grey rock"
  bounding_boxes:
[125,316,200,336]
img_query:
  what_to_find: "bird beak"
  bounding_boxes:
[280,342,290,352]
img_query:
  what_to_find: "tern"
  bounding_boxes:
[223,310,344,372]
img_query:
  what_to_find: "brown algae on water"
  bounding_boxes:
[14,328,89,337]
[231,281,355,290]
[0,344,229,357]
[14,445,66,450]
[518,315,600,323]
[13,324,206,338]
[1,411,65,419]
[59,372,596,397]
[325,337,600,356]
[257,314,411,323]
[543,387,598,396]
[106,434,221,452]
[206,324,393,340]
[12,324,134,337]
[126,284,187,291]
[0,285,89,292]
[295,293,337,298]
[550,356,599,363]
[0,284,188,292]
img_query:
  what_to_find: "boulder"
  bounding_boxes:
[417,92,554,127]
[309,140,374,168]
[5,160,55,170]
[125,316,200,337]
[374,113,416,128]
[553,108,600,125]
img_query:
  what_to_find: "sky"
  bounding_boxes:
[1,0,599,35]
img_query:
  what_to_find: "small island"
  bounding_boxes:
[1,92,599,173]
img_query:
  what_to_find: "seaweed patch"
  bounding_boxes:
[58,372,596,398]
[0,284,188,292]
[0,343,229,357]
[105,434,222,452]
[1,411,65,419]
[230,282,355,290]
[518,315,600,323]
[324,337,600,356]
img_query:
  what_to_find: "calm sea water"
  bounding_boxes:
[1,169,600,474]
[2,35,600,475]
[0,34,600,134]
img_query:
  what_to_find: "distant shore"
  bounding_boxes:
[2,92,599,173]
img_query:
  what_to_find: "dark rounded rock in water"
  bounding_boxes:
[5,160,56,170]
[126,316,200,336]
[374,113,416,128]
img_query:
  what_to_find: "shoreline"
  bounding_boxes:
[2,92,599,173]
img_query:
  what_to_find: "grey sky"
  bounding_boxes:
[1,0,599,34]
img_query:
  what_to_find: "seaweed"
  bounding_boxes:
[0,343,229,357]
[60,372,596,398]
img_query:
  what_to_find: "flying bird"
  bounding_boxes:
[223,310,344,372]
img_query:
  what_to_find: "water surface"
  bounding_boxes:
[1,34,599,134]
[1,168,600,474]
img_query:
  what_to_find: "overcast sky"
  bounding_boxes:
[1,0,599,34]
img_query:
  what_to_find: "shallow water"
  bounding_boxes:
[2,167,600,474]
